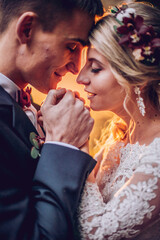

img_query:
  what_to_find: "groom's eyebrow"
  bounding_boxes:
[68,38,89,46]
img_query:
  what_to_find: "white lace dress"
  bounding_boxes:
[78,138,160,240]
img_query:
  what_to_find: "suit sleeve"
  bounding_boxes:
[31,143,96,240]
[0,104,96,240]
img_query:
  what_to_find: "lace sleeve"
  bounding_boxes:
[78,150,160,240]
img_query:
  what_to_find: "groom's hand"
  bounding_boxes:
[40,89,94,148]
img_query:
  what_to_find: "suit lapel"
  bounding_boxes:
[0,86,38,148]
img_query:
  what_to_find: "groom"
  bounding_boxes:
[0,0,103,239]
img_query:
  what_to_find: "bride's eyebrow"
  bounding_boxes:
[88,58,102,65]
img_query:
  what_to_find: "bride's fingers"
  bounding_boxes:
[79,97,85,104]
[85,105,91,111]
[73,91,80,98]
[37,110,42,118]
[37,116,43,127]
[79,140,89,153]
[73,91,85,104]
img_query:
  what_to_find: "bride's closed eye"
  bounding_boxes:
[91,62,102,73]
[91,68,101,73]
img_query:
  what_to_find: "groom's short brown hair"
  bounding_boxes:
[0,0,104,33]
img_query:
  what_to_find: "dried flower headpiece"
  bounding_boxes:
[111,4,160,66]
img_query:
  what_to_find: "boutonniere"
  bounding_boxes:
[18,87,32,108]
[29,132,45,159]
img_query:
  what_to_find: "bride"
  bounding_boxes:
[76,2,160,240]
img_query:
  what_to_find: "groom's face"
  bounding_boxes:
[22,9,94,93]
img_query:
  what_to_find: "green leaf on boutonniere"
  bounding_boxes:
[32,138,40,149]
[31,146,40,159]
[29,132,37,146]
[29,132,45,159]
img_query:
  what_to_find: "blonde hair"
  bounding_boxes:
[92,115,127,157]
[90,2,160,156]
[90,2,160,112]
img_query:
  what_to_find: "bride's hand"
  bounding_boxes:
[79,140,89,153]
[37,110,43,127]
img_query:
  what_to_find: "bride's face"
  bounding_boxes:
[76,46,125,112]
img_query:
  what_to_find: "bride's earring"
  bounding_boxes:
[134,86,146,116]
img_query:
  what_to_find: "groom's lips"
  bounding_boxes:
[54,72,65,83]
[54,72,62,77]
[54,71,66,78]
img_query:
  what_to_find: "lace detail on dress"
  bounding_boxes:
[96,141,124,202]
[78,138,160,240]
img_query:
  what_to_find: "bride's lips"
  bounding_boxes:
[85,90,96,99]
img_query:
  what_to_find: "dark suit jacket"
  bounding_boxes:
[0,86,96,240]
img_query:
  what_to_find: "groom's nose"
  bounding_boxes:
[66,51,82,75]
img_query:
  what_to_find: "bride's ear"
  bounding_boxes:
[16,12,38,44]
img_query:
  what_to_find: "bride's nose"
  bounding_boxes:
[76,69,90,85]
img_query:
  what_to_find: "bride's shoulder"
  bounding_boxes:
[147,137,160,150]
[139,137,160,165]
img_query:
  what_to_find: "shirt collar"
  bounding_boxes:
[0,73,20,101]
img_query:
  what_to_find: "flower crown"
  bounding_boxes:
[111,4,160,66]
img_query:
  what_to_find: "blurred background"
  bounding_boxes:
[31,0,158,156]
